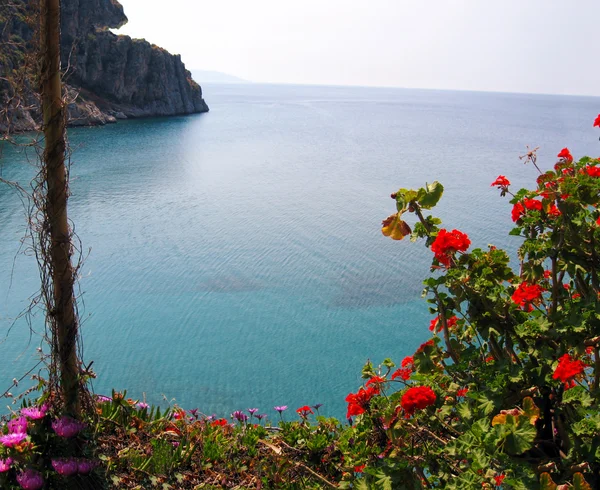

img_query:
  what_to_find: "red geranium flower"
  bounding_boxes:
[415,339,435,355]
[429,315,458,333]
[511,282,544,310]
[490,175,510,188]
[345,387,378,419]
[401,356,414,368]
[366,376,386,390]
[547,204,561,218]
[552,353,586,387]
[594,114,600,127]
[494,474,506,486]
[391,367,412,381]
[430,229,471,266]
[354,464,366,473]
[400,386,437,416]
[296,406,314,418]
[557,147,573,162]
[523,198,542,211]
[585,166,600,177]
[210,418,228,427]
[511,202,525,222]
[456,387,469,398]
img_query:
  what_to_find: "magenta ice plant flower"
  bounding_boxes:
[0,432,27,447]
[77,459,97,475]
[274,406,288,413]
[8,416,27,433]
[247,408,258,415]
[21,404,49,421]
[52,415,86,438]
[0,457,13,472]
[16,469,44,490]
[52,457,79,476]
[95,395,112,403]
[135,402,149,410]
[232,410,248,422]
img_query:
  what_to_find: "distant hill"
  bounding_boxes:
[190,70,249,84]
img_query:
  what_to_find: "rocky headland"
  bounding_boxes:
[0,0,208,132]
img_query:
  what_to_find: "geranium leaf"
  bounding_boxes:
[539,473,557,490]
[418,181,444,209]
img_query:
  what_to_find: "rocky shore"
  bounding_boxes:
[0,0,208,132]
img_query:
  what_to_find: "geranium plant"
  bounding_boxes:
[345,119,600,489]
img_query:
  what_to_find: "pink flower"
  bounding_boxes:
[8,416,27,434]
[21,404,49,421]
[0,457,13,472]
[51,416,86,438]
[77,459,97,475]
[0,432,27,447]
[16,469,44,490]
[52,458,79,476]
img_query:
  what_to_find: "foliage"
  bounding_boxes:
[2,123,600,488]
[365,134,600,488]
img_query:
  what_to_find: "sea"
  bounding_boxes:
[0,83,598,419]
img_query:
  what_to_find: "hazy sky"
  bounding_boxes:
[116,0,600,96]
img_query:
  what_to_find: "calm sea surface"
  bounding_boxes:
[0,84,598,418]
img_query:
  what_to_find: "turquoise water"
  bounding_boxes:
[1,84,599,418]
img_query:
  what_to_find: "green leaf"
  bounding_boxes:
[503,415,537,455]
[562,386,593,407]
[457,402,472,421]
[476,394,498,416]
[418,181,444,209]
[470,418,490,440]
[382,358,395,369]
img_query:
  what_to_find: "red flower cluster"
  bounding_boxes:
[430,229,471,266]
[400,386,436,416]
[429,315,458,333]
[594,114,600,127]
[557,147,573,163]
[456,387,469,398]
[490,175,510,188]
[366,376,386,389]
[211,418,228,427]
[524,198,542,211]
[547,203,561,218]
[345,387,378,419]
[511,202,524,222]
[391,367,412,381]
[585,166,600,178]
[296,405,314,418]
[513,197,545,222]
[511,282,544,310]
[552,353,586,387]
[391,356,415,381]
[415,339,435,355]
[494,474,506,486]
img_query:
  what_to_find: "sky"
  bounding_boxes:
[115,0,600,96]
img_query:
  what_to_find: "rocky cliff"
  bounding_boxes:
[0,0,208,132]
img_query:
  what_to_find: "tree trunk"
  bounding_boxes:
[40,0,80,415]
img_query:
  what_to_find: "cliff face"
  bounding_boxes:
[0,0,208,131]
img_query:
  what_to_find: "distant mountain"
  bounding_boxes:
[191,70,249,84]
